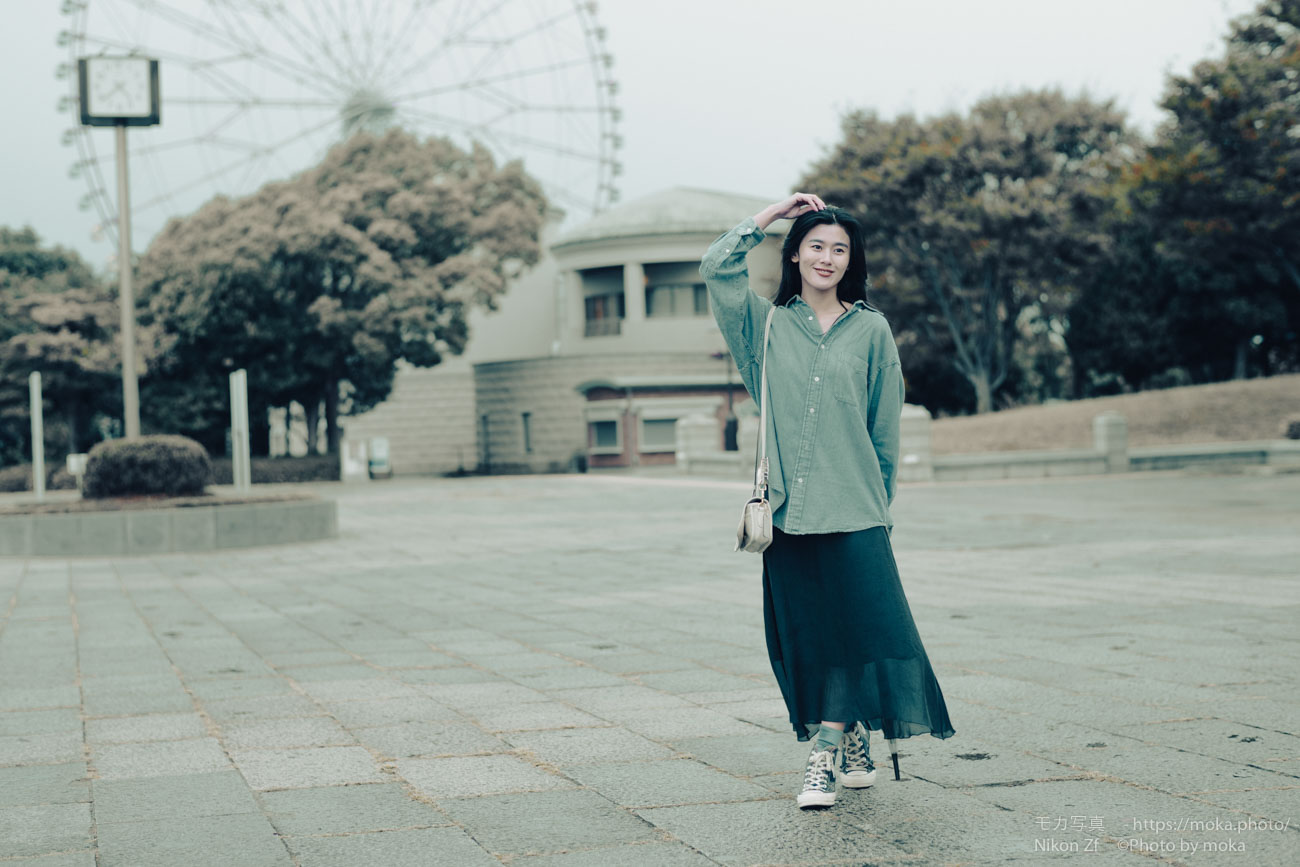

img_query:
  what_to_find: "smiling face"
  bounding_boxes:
[791,223,851,299]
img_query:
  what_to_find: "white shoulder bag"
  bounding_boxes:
[735,306,776,553]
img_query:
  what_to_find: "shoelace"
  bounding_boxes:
[803,748,836,791]
[841,728,873,771]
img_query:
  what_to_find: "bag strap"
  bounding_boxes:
[752,305,776,496]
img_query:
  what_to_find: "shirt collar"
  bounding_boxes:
[782,295,868,310]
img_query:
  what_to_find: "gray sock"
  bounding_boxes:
[814,725,844,752]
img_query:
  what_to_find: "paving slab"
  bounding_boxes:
[437,788,660,856]
[0,762,90,807]
[282,827,499,867]
[92,771,260,824]
[504,726,677,766]
[397,753,576,798]
[95,813,291,867]
[258,783,449,835]
[0,803,93,858]
[229,745,385,790]
[92,738,231,780]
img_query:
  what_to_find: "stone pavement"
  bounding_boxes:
[1,469,1298,866]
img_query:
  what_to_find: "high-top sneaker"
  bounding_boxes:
[796,746,838,808]
[838,721,877,788]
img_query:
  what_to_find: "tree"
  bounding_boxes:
[0,228,118,465]
[137,128,550,454]
[1128,0,1300,379]
[802,90,1139,412]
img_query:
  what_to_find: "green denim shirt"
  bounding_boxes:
[700,216,905,534]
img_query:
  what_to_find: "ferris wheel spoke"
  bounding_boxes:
[263,1,362,92]
[374,0,467,88]
[115,0,331,95]
[363,0,431,85]
[207,1,357,96]
[207,1,353,94]
[355,0,392,84]
[314,0,369,83]
[168,96,338,108]
[132,112,340,213]
[455,7,579,87]
[78,33,258,102]
[77,127,277,172]
[390,56,591,105]
[397,105,602,164]
[379,0,511,88]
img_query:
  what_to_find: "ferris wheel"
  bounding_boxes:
[60,0,622,252]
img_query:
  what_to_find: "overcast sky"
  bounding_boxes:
[1,0,1259,269]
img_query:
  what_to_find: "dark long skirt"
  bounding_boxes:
[762,525,955,743]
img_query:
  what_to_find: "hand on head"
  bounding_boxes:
[755,193,826,231]
[772,192,826,221]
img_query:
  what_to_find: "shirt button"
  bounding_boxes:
[809,407,815,414]
[814,376,820,382]
[723,247,730,254]
[797,477,803,484]
[818,344,825,350]
[807,315,814,320]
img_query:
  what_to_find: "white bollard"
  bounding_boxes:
[29,372,45,501]
[229,369,252,492]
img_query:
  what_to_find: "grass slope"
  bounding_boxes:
[929,374,1300,455]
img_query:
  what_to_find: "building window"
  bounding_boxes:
[584,294,624,336]
[589,419,622,454]
[580,265,625,338]
[639,417,677,453]
[646,283,708,318]
[521,412,532,453]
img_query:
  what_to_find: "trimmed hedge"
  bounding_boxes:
[82,435,211,499]
[209,454,339,485]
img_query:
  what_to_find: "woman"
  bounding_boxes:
[699,192,955,809]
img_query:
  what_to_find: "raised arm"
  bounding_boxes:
[699,193,828,398]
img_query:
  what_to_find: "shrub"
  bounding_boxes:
[0,465,31,493]
[0,464,80,493]
[82,435,211,498]
[1284,415,1300,440]
[209,454,339,485]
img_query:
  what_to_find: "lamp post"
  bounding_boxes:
[711,350,738,451]
[77,55,160,439]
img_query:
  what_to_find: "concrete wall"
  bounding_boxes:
[340,358,476,476]
[474,352,730,475]
[0,498,337,557]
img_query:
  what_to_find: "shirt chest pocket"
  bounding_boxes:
[830,350,869,407]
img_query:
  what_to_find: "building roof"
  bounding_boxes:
[553,187,785,249]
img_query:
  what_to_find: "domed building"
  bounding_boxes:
[342,188,789,475]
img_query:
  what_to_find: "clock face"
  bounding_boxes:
[85,57,153,118]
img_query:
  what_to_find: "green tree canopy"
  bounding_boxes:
[0,227,119,463]
[137,128,550,454]
[1128,0,1300,380]
[802,89,1137,413]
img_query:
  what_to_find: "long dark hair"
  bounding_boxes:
[773,206,872,309]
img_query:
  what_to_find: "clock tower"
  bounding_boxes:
[77,55,161,439]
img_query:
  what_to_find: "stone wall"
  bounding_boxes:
[474,353,729,474]
[339,359,477,476]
